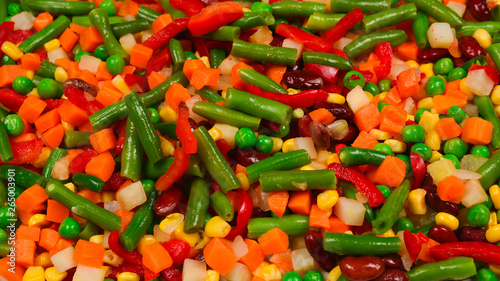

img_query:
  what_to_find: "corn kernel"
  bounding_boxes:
[327,266,342,281]
[236,172,250,191]
[270,137,283,154]
[204,216,231,238]
[282,138,295,153]
[23,266,45,281]
[300,165,315,170]
[326,153,340,164]
[472,28,492,49]
[486,224,500,243]
[408,189,427,215]
[253,261,270,278]
[406,60,420,68]
[435,212,459,231]
[378,229,396,237]
[489,264,500,275]
[101,191,115,202]
[28,214,50,227]
[44,39,61,52]
[425,130,441,151]
[160,213,184,234]
[287,88,300,95]
[292,108,304,119]
[160,137,175,157]
[221,89,227,99]
[495,105,500,118]
[242,8,252,12]
[137,235,156,255]
[489,212,498,228]
[89,235,105,246]
[384,139,407,153]
[419,111,440,132]
[365,91,373,102]
[32,147,52,169]
[103,249,124,267]
[419,63,434,78]
[1,41,23,60]
[490,185,500,209]
[459,78,474,97]
[194,231,212,250]
[45,267,67,281]
[61,121,74,131]
[64,182,77,193]
[26,70,35,80]
[174,221,200,247]
[344,230,353,235]
[317,190,339,211]
[261,264,281,281]
[54,67,68,83]
[205,269,220,281]
[326,93,345,104]
[208,126,223,141]
[417,97,434,110]
[492,86,500,106]
[378,91,387,102]
[200,56,210,68]
[159,105,177,123]
[112,75,131,94]
[369,129,391,141]
[33,252,52,268]
[28,88,39,98]
[117,272,140,281]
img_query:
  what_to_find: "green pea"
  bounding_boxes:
[372,143,393,155]
[1,54,16,65]
[0,229,7,243]
[442,154,460,169]
[443,137,468,159]
[271,124,290,138]
[2,17,12,23]
[378,102,389,112]
[402,124,426,143]
[12,76,34,95]
[483,195,493,210]
[72,44,83,57]
[255,135,273,154]
[283,271,303,281]
[94,44,110,61]
[474,268,499,281]
[148,108,160,124]
[303,270,323,281]
[425,75,446,96]
[106,55,125,75]
[37,78,58,99]
[434,58,454,75]
[364,82,380,96]
[393,217,415,233]
[377,185,392,198]
[378,79,392,92]
[184,51,197,60]
[75,51,91,63]
[411,143,432,162]
[7,3,22,16]
[251,2,273,13]
[59,217,81,239]
[467,204,490,228]
[99,0,117,16]
[415,108,429,123]
[448,67,466,81]
[271,18,288,31]
[3,114,24,137]
[235,127,257,149]
[447,106,466,124]
[471,145,491,158]
[141,179,156,194]
[343,70,365,90]
[0,206,16,229]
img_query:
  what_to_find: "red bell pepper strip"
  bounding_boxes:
[155,147,190,191]
[215,139,231,163]
[225,188,253,241]
[143,18,189,51]
[176,104,197,154]
[144,267,160,281]
[469,64,500,85]
[2,138,43,165]
[322,7,363,43]
[410,152,426,190]
[305,63,339,83]
[187,2,244,36]
[328,162,386,207]
[104,172,125,191]
[404,230,423,262]
[145,47,172,77]
[108,231,143,266]
[374,42,393,80]
[124,74,147,92]
[244,84,329,109]
[187,33,210,58]
[0,22,14,40]
[0,89,27,112]
[275,23,331,52]
[161,268,182,281]
[69,147,98,174]
[169,0,204,16]
[64,86,104,115]
[430,242,500,265]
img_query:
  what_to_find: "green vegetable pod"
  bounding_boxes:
[330,0,390,14]
[192,102,261,130]
[231,39,298,66]
[19,15,71,53]
[323,233,401,255]
[21,0,95,16]
[362,3,417,34]
[407,257,477,281]
[259,170,337,192]
[302,51,353,71]
[344,30,408,59]
[247,215,310,238]
[184,178,210,234]
[246,149,311,184]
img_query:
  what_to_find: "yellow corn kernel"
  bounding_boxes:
[369,129,391,141]
[200,56,210,68]
[326,153,340,164]
[32,147,52,169]
[61,121,74,131]
[486,224,500,243]
[23,266,45,281]
[221,89,227,99]
[300,165,315,170]
[419,111,440,132]
[417,97,434,110]
[327,266,342,281]
[406,60,420,69]
[489,212,498,228]
[101,191,115,202]
[495,105,500,118]
[236,172,250,191]
[261,264,282,281]
[419,63,434,78]
[44,39,61,52]
[28,214,50,227]
[435,212,459,231]
[1,41,23,60]
[137,235,157,255]
[160,137,175,158]
[159,105,178,123]
[282,138,295,153]
[490,185,500,209]
[287,88,300,95]
[270,137,283,154]
[174,221,200,247]
[489,264,500,275]
[428,151,443,163]
[64,182,77,193]
[117,272,140,281]
[292,108,304,119]
[378,229,396,237]
[195,231,212,250]
[317,190,339,211]
[45,267,67,281]
[54,67,68,83]
[29,88,40,98]
[326,93,345,104]
[408,189,427,215]
[460,78,474,97]
[103,249,124,267]
[204,216,231,238]
[253,261,270,278]
[384,139,407,153]
[378,91,387,102]
[425,130,441,151]
[90,235,105,245]
[208,126,223,141]
[472,28,492,49]
[33,252,52,268]
[205,269,220,281]
[242,7,252,12]
[365,91,373,102]
[112,75,131,94]
[492,86,500,105]
[26,70,35,80]
[194,51,201,59]
[160,213,184,234]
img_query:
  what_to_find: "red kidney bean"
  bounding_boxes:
[380,254,404,270]
[252,63,267,75]
[417,48,449,63]
[153,184,183,217]
[304,63,339,83]
[353,220,373,235]
[192,251,205,262]
[459,36,485,59]
[340,256,385,281]
[298,114,313,137]
[62,78,98,96]
[331,124,358,145]
[270,35,285,47]
[456,226,488,242]
[423,186,459,216]
[304,230,337,272]
[283,70,324,90]
[374,269,409,281]
[468,0,490,21]
[313,102,355,120]
[162,239,191,267]
[236,148,270,166]
[160,268,182,281]
[188,118,199,131]
[428,225,458,244]
[310,120,330,150]
[290,58,304,71]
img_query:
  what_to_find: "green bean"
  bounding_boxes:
[124,91,163,164]
[72,16,124,27]
[0,243,10,258]
[371,180,410,235]
[271,1,326,18]
[237,68,288,94]
[111,20,151,38]
[196,87,225,104]
[344,30,408,59]
[36,60,58,79]
[160,0,187,19]
[184,178,210,234]
[323,233,401,255]
[407,0,465,27]
[330,0,390,13]
[0,108,8,122]
[0,0,7,21]
[193,127,241,193]
[231,39,298,66]
[407,257,477,281]
[477,150,500,190]
[209,49,226,69]
[302,51,353,71]
[170,39,186,73]
[41,148,68,180]
[0,125,12,163]
[306,13,345,32]
[456,22,500,38]
[21,0,95,16]
[90,8,129,61]
[225,88,292,125]
[0,165,47,188]
[19,15,71,53]
[192,102,261,130]
[230,12,275,30]
[487,44,500,74]
[121,118,143,182]
[72,173,105,193]
[461,55,488,72]
[362,3,417,34]
[143,155,204,179]
[210,190,234,222]
[45,181,121,231]
[259,170,337,192]
[136,6,161,24]
[0,181,6,207]
[200,26,241,41]
[338,147,389,167]
[474,96,500,150]
[246,150,311,184]
[416,222,436,236]
[247,215,310,238]
[78,222,99,241]
[154,122,178,140]
[413,11,430,49]
[63,130,92,148]
[339,180,376,222]
[119,191,156,252]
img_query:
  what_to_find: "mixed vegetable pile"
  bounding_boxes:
[1,0,500,280]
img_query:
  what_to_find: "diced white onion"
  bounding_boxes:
[427,22,454,49]
[141,30,154,43]
[103,200,121,213]
[219,55,242,76]
[213,123,239,148]
[454,169,482,180]
[51,156,70,180]
[346,85,370,114]
[326,119,348,140]
[294,137,317,159]
[282,38,304,59]
[332,37,352,51]
[447,2,466,17]
[249,26,273,45]
[388,59,411,81]
[47,47,69,64]
[12,12,34,30]
[461,154,488,172]
[50,247,77,272]
[186,95,206,123]
[223,262,252,281]
[465,69,494,96]
[334,197,366,226]
[212,75,232,91]
[231,236,249,260]
[116,181,147,210]
[79,54,101,75]
[119,33,136,54]
[73,264,106,281]
[462,179,489,208]
[291,248,315,275]
[182,259,207,281]
[154,225,172,243]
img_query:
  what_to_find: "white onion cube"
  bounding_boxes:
[465,69,494,96]
[182,259,207,281]
[72,264,106,281]
[116,181,147,210]
[291,248,315,275]
[223,262,252,281]
[119,33,136,54]
[427,22,454,49]
[462,179,488,208]
[346,85,370,114]
[334,197,366,226]
[50,246,77,272]
[12,12,34,30]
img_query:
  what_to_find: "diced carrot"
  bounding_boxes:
[235,164,246,175]
[444,89,468,100]
[309,108,335,125]
[46,199,70,223]
[68,61,82,78]
[34,109,61,133]
[437,175,465,204]
[16,225,40,242]
[117,0,140,17]
[89,128,116,154]
[58,100,89,126]
[354,103,381,132]
[0,65,27,87]
[95,86,123,107]
[165,82,191,111]
[379,105,407,135]
[0,257,25,281]
[33,12,53,31]
[95,62,113,81]
[142,242,173,273]
[85,151,115,182]
[190,68,221,90]
[121,65,136,76]
[77,189,102,204]
[49,238,76,257]
[358,62,378,84]
[10,133,37,144]
[252,277,265,281]
[266,64,287,84]
[15,184,48,213]
[79,26,104,52]
[152,13,173,33]
[433,95,467,115]
[78,120,94,133]
[287,190,311,215]
[269,249,293,272]
[59,28,79,52]
[116,209,134,233]
[384,86,402,106]
[373,156,407,187]
[231,62,253,90]
[322,216,351,233]
[54,57,73,71]
[20,53,41,71]
[462,117,494,145]
[397,42,420,61]
[352,131,379,149]
[18,209,38,225]
[444,0,465,4]
[15,239,36,268]
[183,59,207,80]
[39,228,61,251]
[18,95,47,124]
[203,237,237,276]
[239,239,265,272]
[445,79,460,92]
[435,117,462,140]
[267,191,289,218]
[73,240,105,268]
[309,204,331,228]
[147,71,167,90]
[397,69,420,99]
[70,23,87,35]
[78,70,99,87]
[130,44,154,69]
[258,228,289,256]
[43,123,65,148]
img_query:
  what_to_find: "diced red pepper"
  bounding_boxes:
[404,230,423,262]
[187,2,244,36]
[176,104,197,154]
[4,138,43,165]
[244,84,329,109]
[410,152,426,190]
[104,172,125,191]
[124,74,147,92]
[144,267,160,281]
[162,239,191,268]
[305,63,339,83]
[322,8,363,43]
[64,86,104,115]
[43,99,65,113]
[170,0,204,16]
[155,147,190,191]
[225,189,253,240]
[430,242,500,265]
[69,147,98,174]
[145,47,172,77]
[275,23,331,52]
[108,231,143,266]
[374,42,393,80]
[143,18,189,51]
[0,89,27,112]
[215,139,230,163]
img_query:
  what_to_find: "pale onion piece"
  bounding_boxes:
[255,185,271,211]
[219,55,242,76]
[103,200,121,214]
[355,193,369,204]
[213,123,239,148]
[249,26,273,45]
[454,169,482,180]
[427,158,456,184]
[427,22,454,49]
[282,38,304,59]
[316,150,330,164]
[123,14,135,21]
[50,246,77,272]
[291,248,315,275]
[119,33,137,54]
[182,259,207,281]
[294,137,318,159]
[388,59,411,81]
[116,181,147,210]
[231,236,249,260]
[154,225,172,243]
[396,231,413,271]
[48,47,69,64]
[141,30,154,43]
[186,95,207,123]
[326,119,349,140]
[334,197,366,226]
[346,85,370,114]
[212,75,232,91]
[51,156,70,180]
[102,231,110,248]
[460,154,488,172]
[12,12,34,30]
[465,69,495,96]
[224,262,252,281]
[462,179,489,208]
[291,236,306,250]
[73,264,106,281]
[79,54,101,75]
[332,37,352,51]
[309,161,327,170]
[447,1,466,17]
[159,66,173,78]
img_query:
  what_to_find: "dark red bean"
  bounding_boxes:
[456,226,488,242]
[313,102,354,120]
[417,48,449,63]
[162,239,191,267]
[309,120,330,150]
[459,36,485,59]
[236,148,270,166]
[374,269,409,281]
[304,230,337,272]
[283,70,324,90]
[424,186,459,216]
[153,184,183,217]
[62,78,99,96]
[380,254,404,270]
[188,118,199,131]
[298,114,313,137]
[340,256,385,281]
[192,251,205,262]
[270,35,285,47]
[467,0,490,21]
[290,58,304,71]
[160,268,182,281]
[428,225,458,244]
